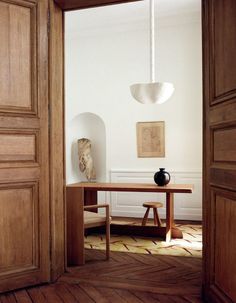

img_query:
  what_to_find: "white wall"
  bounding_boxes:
[110,170,202,221]
[65,3,202,220]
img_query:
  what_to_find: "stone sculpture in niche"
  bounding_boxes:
[78,138,96,182]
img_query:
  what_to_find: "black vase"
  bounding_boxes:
[154,168,170,186]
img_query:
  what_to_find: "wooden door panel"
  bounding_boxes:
[0,0,37,114]
[0,116,40,129]
[213,128,236,162]
[211,168,236,192]
[0,0,50,293]
[210,102,236,125]
[0,132,36,162]
[213,191,236,302]
[0,168,40,184]
[203,0,236,302]
[213,1,236,99]
[0,183,39,274]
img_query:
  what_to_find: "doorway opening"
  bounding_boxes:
[64,0,203,300]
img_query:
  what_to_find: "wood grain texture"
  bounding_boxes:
[214,191,236,302]
[203,0,236,301]
[0,184,38,271]
[0,116,40,129]
[166,193,174,243]
[0,250,203,302]
[64,250,202,299]
[84,189,98,211]
[0,1,37,114]
[141,208,150,226]
[0,133,36,162]
[66,187,84,266]
[84,204,110,260]
[0,167,40,183]
[210,167,236,192]
[213,128,236,162]
[67,182,193,193]
[54,0,141,11]
[142,202,163,208]
[0,0,50,292]
[210,102,236,126]
[213,1,236,101]
[141,202,163,227]
[66,183,189,265]
[49,0,65,281]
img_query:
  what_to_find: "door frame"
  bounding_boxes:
[49,0,142,281]
[49,0,65,280]
[49,0,205,286]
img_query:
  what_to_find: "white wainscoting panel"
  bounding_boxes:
[109,170,202,221]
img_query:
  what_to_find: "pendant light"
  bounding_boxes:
[130,0,174,104]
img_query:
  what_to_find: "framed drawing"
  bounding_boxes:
[136,121,165,157]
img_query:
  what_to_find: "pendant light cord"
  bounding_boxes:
[130,0,174,104]
[150,0,155,83]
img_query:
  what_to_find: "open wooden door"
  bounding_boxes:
[0,0,50,292]
[203,0,236,302]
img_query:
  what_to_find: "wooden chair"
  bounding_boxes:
[142,202,163,227]
[84,204,110,260]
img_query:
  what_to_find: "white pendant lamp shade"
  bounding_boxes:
[130,0,174,104]
[130,82,174,104]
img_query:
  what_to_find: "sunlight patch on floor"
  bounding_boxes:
[85,223,202,258]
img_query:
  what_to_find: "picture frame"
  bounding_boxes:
[136,121,165,157]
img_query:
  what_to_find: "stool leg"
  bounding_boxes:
[142,207,150,226]
[153,208,162,227]
[153,208,158,226]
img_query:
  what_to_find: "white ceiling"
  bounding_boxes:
[65,0,201,32]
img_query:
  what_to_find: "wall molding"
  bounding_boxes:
[108,169,202,221]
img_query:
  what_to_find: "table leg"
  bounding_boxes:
[66,187,85,266]
[84,189,98,212]
[166,192,174,242]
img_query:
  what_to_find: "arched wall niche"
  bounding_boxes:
[66,112,106,184]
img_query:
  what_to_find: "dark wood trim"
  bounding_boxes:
[203,1,236,301]
[54,0,141,11]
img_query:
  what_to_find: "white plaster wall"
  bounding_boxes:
[65,9,202,185]
[110,170,202,220]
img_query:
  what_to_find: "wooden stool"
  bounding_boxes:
[142,202,163,227]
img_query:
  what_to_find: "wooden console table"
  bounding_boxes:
[66,182,193,265]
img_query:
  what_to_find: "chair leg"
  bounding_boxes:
[105,204,110,260]
[153,208,162,227]
[106,220,110,260]
[142,207,150,226]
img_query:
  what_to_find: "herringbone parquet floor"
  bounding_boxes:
[0,249,203,302]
